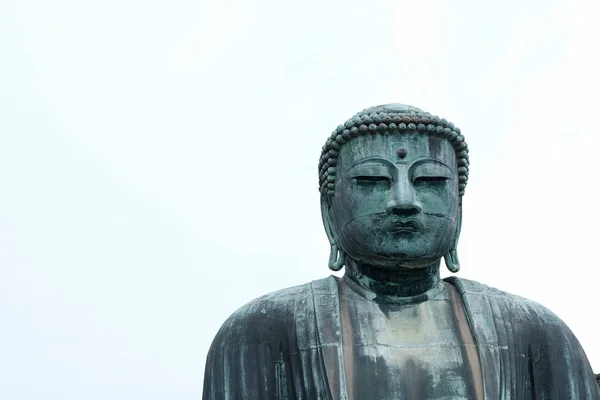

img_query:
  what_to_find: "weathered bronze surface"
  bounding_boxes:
[203,104,599,399]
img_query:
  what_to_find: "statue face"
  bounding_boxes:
[329,133,459,269]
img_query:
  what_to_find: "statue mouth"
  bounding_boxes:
[382,217,424,234]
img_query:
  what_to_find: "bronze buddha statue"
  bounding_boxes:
[203,104,599,399]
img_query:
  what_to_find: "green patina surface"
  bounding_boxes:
[203,104,599,399]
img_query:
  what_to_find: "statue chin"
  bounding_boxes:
[351,252,445,270]
[336,214,455,271]
[338,228,452,270]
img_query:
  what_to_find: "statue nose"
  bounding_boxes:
[386,179,422,215]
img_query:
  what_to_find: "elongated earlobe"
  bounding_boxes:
[321,195,346,272]
[328,243,345,271]
[444,248,460,273]
[444,204,462,273]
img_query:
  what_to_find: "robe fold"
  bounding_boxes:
[203,276,599,399]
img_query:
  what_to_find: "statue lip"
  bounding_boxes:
[382,217,424,233]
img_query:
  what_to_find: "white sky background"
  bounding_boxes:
[1,0,599,398]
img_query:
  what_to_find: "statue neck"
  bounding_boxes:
[343,258,442,300]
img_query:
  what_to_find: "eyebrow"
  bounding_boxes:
[410,157,454,172]
[350,157,454,171]
[350,157,396,169]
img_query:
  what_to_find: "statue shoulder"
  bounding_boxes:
[447,277,599,395]
[446,277,566,325]
[203,276,339,398]
[208,276,336,348]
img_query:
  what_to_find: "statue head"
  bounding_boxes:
[319,104,469,273]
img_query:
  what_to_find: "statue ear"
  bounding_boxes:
[321,195,345,271]
[444,204,462,273]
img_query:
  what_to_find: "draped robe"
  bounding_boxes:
[203,276,599,399]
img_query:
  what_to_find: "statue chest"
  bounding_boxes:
[338,282,482,399]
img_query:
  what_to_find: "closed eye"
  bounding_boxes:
[354,176,390,184]
[414,176,449,183]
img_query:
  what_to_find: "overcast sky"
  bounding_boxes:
[1,0,599,398]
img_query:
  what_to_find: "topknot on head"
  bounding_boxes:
[318,104,470,197]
